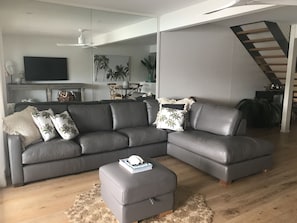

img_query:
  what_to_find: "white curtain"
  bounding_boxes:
[0,29,8,187]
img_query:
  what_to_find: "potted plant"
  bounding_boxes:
[236,98,282,128]
[141,54,156,82]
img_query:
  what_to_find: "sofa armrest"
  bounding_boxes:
[235,119,247,136]
[8,135,24,186]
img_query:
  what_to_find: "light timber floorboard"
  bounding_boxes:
[1,125,297,223]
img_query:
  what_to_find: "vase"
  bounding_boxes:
[147,71,156,83]
[15,77,22,84]
[122,81,129,89]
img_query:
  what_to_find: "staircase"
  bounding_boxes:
[230,21,297,101]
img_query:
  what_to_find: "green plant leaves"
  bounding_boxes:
[236,98,282,128]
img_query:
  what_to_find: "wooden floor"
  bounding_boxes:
[1,125,297,223]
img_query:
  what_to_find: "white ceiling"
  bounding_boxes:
[0,0,207,38]
[0,0,148,37]
[1,0,297,45]
[37,0,208,16]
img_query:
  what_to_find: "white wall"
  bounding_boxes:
[3,34,151,102]
[159,24,270,105]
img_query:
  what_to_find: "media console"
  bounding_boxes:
[7,83,94,102]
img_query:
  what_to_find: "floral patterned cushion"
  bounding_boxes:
[50,111,79,140]
[154,107,186,131]
[32,109,58,142]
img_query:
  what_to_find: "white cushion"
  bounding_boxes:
[154,107,186,131]
[32,109,58,142]
[157,97,195,111]
[51,111,79,140]
[3,106,41,147]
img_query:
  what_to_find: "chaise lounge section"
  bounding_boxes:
[6,99,274,186]
[167,102,274,184]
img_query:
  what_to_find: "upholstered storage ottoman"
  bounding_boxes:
[99,160,177,223]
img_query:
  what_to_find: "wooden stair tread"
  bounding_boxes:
[249,47,281,51]
[259,63,287,66]
[255,55,286,59]
[236,28,269,35]
[243,37,275,43]
[265,71,287,73]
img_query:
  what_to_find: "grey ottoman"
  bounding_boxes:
[99,160,177,223]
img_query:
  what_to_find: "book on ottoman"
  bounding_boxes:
[119,157,153,174]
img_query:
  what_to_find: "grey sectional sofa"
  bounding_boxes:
[7,99,274,186]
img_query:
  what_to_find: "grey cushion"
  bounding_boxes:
[14,102,69,113]
[99,161,177,205]
[22,139,81,164]
[110,102,148,130]
[190,102,241,136]
[144,99,159,125]
[118,126,167,147]
[78,131,128,154]
[68,104,113,133]
[168,131,274,165]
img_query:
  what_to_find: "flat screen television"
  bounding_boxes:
[24,56,68,81]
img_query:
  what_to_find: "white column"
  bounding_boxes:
[0,29,8,187]
[281,24,297,133]
[156,16,161,98]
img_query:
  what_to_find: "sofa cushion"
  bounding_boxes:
[144,99,159,125]
[51,111,79,140]
[190,103,241,136]
[157,97,195,111]
[78,131,129,154]
[118,126,167,147]
[68,104,113,133]
[22,139,81,164]
[3,106,42,147]
[110,102,148,130]
[168,130,274,165]
[32,109,58,142]
[154,107,186,131]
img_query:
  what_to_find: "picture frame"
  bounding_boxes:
[94,55,130,82]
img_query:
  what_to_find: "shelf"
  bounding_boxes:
[7,83,94,102]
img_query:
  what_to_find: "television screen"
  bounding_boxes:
[24,56,68,81]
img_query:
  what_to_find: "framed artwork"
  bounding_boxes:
[94,55,130,82]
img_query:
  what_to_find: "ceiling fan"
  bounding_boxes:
[56,29,94,48]
[205,0,297,14]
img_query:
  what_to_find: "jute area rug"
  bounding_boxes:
[65,184,214,223]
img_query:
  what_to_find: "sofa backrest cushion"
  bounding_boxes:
[190,102,242,136]
[68,104,113,133]
[14,101,100,114]
[110,101,148,130]
[144,99,159,125]
[14,102,68,114]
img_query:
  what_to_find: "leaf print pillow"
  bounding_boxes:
[154,107,186,131]
[32,109,58,141]
[50,111,79,140]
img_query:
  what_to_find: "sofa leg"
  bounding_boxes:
[263,169,269,173]
[219,180,231,186]
[156,210,173,219]
[135,209,173,222]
